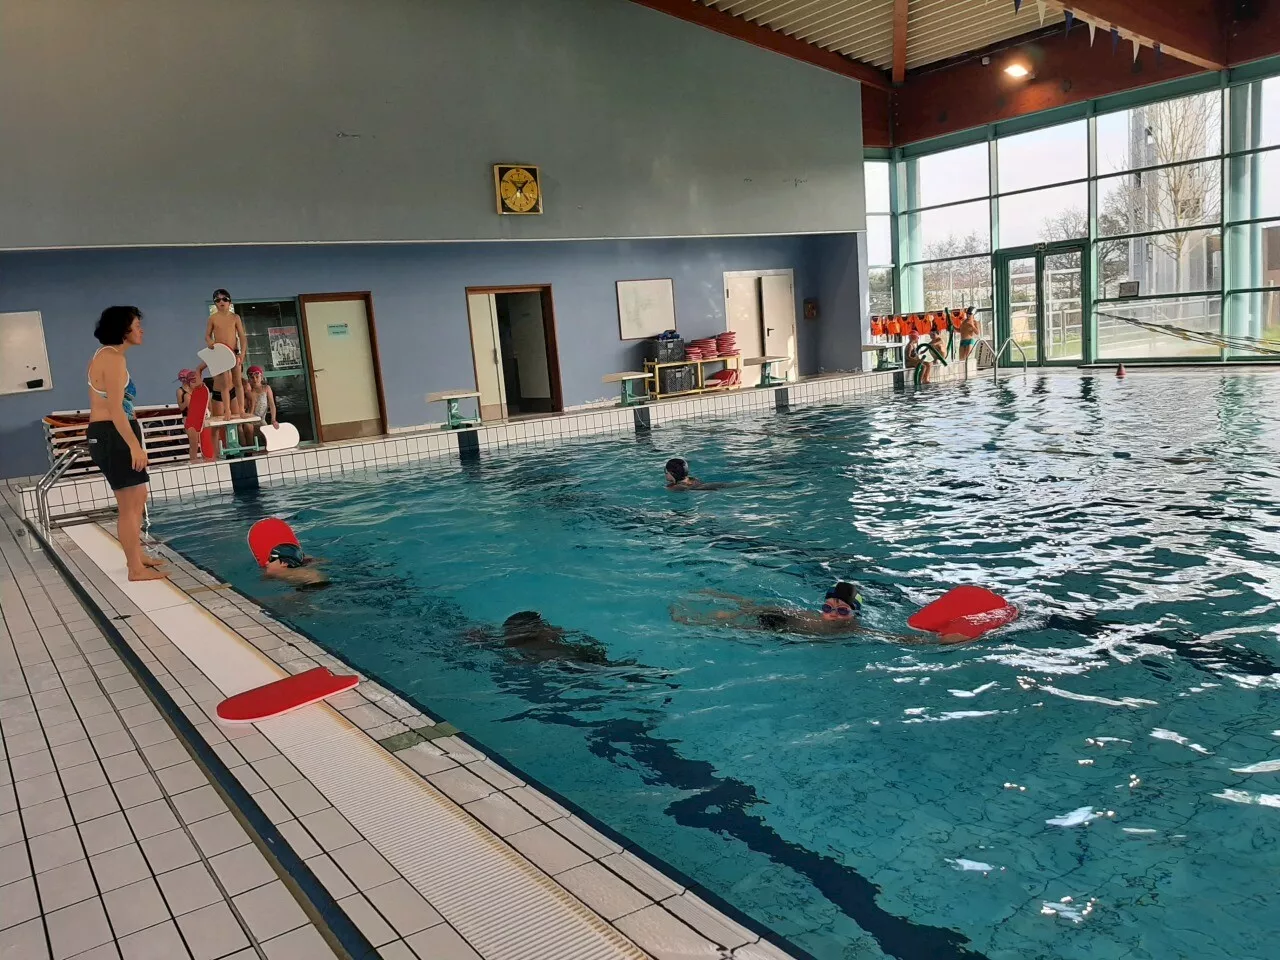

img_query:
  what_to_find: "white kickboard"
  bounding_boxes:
[262,421,301,452]
[198,343,237,377]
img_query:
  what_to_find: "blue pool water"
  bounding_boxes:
[160,371,1280,960]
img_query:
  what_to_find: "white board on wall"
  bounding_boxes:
[617,279,676,341]
[0,311,52,395]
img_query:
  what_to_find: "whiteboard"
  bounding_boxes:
[0,311,52,395]
[617,279,676,340]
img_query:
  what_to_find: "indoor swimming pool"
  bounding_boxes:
[159,371,1280,960]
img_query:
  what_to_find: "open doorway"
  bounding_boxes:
[465,286,563,420]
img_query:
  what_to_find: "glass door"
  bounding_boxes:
[995,241,1088,365]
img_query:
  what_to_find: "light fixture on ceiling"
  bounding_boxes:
[1004,62,1031,78]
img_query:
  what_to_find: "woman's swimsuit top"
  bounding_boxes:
[252,390,269,420]
[88,348,137,419]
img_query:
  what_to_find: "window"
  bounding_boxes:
[997,120,1087,193]
[1096,91,1222,176]
[907,143,989,209]
[903,256,993,313]
[865,161,891,215]
[866,215,893,267]
[868,267,894,315]
[1097,160,1222,236]
[1096,295,1221,359]
[904,200,991,259]
[998,183,1088,247]
[1225,221,1280,290]
[1098,228,1221,298]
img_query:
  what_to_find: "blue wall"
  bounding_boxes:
[0,235,863,479]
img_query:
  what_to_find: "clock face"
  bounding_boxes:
[496,165,541,214]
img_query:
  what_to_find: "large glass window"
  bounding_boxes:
[868,267,894,315]
[903,256,993,312]
[1096,296,1221,359]
[997,120,1087,193]
[998,183,1089,247]
[1097,161,1223,236]
[865,159,895,315]
[1096,91,1222,176]
[908,143,989,209]
[905,201,991,258]
[1100,228,1221,298]
[865,161,891,215]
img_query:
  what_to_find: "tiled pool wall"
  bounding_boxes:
[22,361,974,523]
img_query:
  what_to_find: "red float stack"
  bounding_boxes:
[716,332,739,356]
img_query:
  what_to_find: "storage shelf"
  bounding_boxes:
[644,354,742,401]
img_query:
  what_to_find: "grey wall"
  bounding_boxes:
[0,235,864,479]
[0,0,866,249]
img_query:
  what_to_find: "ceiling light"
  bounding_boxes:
[1004,62,1030,78]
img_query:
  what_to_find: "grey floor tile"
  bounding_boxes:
[90,843,151,893]
[139,740,189,770]
[209,843,275,897]
[128,721,175,749]
[60,761,109,797]
[365,878,443,938]
[261,925,341,960]
[138,828,200,874]
[175,901,250,960]
[155,762,206,797]
[11,749,57,782]
[462,793,538,837]
[273,820,320,860]
[118,704,161,728]
[17,771,65,809]
[250,756,302,789]
[296,808,362,853]
[64,941,121,960]
[247,789,291,826]
[0,811,19,848]
[80,712,123,737]
[46,896,112,960]
[124,799,179,840]
[30,825,86,874]
[232,879,308,941]
[156,862,223,916]
[330,842,399,891]
[172,785,227,825]
[0,840,31,887]
[303,853,356,900]
[23,797,75,838]
[112,773,163,810]
[0,917,48,960]
[507,824,593,876]
[78,811,135,857]
[117,919,192,960]
[557,861,652,920]
[405,924,482,960]
[101,752,147,782]
[90,731,135,761]
[336,893,397,947]
[68,784,121,823]
[425,767,492,805]
[37,859,98,912]
[376,943,416,960]
[188,812,250,859]
[103,877,171,937]
[54,739,100,770]
[4,730,47,758]
[272,780,327,819]
[0,876,40,931]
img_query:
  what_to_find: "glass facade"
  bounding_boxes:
[875,65,1280,362]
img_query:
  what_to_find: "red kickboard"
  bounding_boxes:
[199,427,215,460]
[185,384,210,432]
[908,586,1018,640]
[248,517,300,568]
[216,667,359,723]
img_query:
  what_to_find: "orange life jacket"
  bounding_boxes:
[887,316,902,336]
[870,317,885,337]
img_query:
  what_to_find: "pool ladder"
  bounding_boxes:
[976,337,1030,385]
[33,445,151,539]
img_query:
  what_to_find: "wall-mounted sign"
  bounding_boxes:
[268,326,302,369]
[1117,281,1141,299]
[327,322,350,337]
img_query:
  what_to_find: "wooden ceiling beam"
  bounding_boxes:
[1064,0,1225,71]
[627,0,893,90]
[891,0,908,83]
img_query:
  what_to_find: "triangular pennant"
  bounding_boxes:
[1154,42,1163,64]
[1064,10,1074,34]
[1013,0,1022,12]
[1087,20,1096,45]
[1131,36,1141,62]
[1111,26,1120,55]
[1035,0,1046,24]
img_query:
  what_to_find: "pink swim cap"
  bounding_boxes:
[247,365,264,377]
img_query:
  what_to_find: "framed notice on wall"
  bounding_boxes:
[0,311,52,395]
[617,279,676,340]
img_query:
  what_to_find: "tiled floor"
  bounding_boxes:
[2,483,800,960]
[0,500,345,960]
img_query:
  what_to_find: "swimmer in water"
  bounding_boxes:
[672,583,866,638]
[262,540,328,589]
[467,612,610,665]
[664,458,735,491]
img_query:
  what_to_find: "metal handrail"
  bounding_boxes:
[35,445,85,530]
[975,337,1031,385]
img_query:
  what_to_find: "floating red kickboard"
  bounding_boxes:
[216,667,359,723]
[248,517,300,568]
[908,586,1019,641]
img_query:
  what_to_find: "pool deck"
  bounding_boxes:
[0,487,797,960]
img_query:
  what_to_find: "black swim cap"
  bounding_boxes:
[830,582,861,608]
[665,458,688,481]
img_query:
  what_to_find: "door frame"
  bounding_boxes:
[297,292,389,441]
[463,285,564,415]
[994,241,1090,366]
[722,268,797,367]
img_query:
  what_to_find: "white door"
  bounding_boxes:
[466,292,507,422]
[761,273,797,381]
[725,276,764,388]
[301,296,383,441]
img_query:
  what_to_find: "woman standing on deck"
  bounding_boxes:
[85,306,166,581]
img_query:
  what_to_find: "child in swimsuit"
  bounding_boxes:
[176,368,207,461]
[204,289,246,417]
[959,308,980,360]
[263,541,328,588]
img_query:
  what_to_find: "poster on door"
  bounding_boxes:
[268,326,302,369]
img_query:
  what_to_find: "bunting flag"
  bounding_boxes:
[1154,42,1163,64]
[1087,20,1096,45]
[1064,10,1074,34]
[1035,0,1046,24]
[1013,0,1022,12]
[1111,26,1120,55]
[1132,36,1141,62]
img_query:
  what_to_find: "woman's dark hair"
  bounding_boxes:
[213,288,231,300]
[665,458,688,481]
[94,306,142,346]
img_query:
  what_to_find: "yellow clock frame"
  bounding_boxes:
[494,164,543,215]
